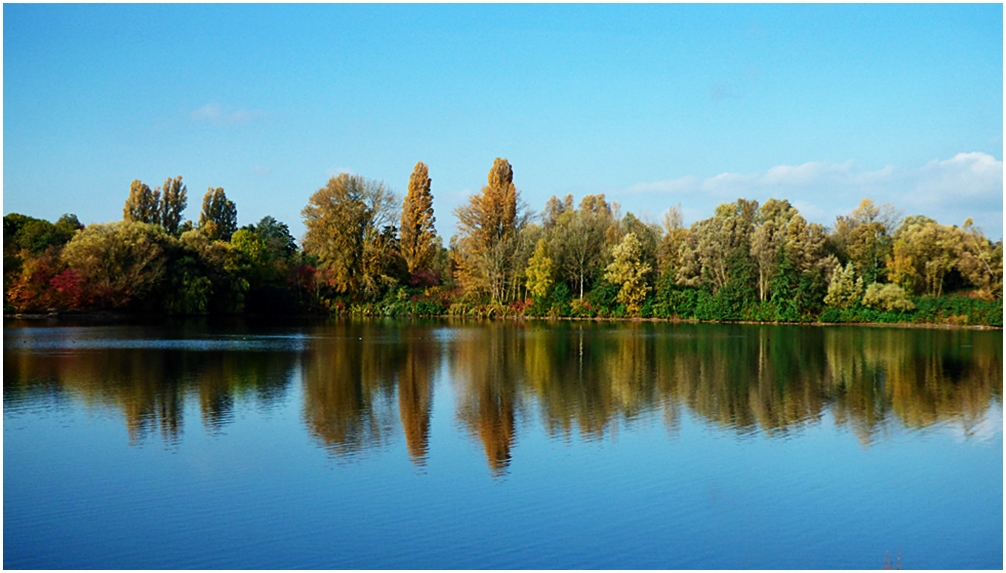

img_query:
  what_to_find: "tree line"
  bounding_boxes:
[3,159,1003,325]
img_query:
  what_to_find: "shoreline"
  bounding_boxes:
[5,311,1001,331]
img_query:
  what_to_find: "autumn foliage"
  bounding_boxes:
[3,163,1002,326]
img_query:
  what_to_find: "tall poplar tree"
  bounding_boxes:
[453,158,527,303]
[400,162,439,280]
[159,176,187,236]
[199,187,237,241]
[123,180,161,225]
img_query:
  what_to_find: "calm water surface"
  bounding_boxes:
[4,318,1002,569]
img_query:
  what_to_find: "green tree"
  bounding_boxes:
[824,262,863,309]
[400,162,439,281]
[177,229,248,313]
[831,198,898,284]
[657,204,689,278]
[550,194,614,299]
[677,199,759,296]
[751,199,797,302]
[886,215,958,297]
[620,213,660,279]
[244,216,297,260]
[199,187,238,241]
[861,282,915,312]
[604,232,651,315]
[957,219,1003,300]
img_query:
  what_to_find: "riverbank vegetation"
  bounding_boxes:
[4,159,1002,326]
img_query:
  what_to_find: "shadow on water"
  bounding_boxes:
[4,318,1002,471]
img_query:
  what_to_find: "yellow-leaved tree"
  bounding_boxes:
[302,173,399,298]
[524,238,553,300]
[400,162,439,284]
[452,158,528,303]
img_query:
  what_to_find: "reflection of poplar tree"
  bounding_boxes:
[452,324,519,476]
[398,331,435,465]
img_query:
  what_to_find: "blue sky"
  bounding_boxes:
[4,4,1003,240]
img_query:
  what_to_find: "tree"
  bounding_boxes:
[861,282,915,312]
[957,219,1003,300]
[199,187,237,241]
[751,198,797,302]
[658,204,689,278]
[550,194,614,299]
[301,173,398,297]
[176,229,248,313]
[243,216,297,260]
[831,198,899,285]
[542,194,574,229]
[620,213,660,278]
[885,215,958,297]
[823,262,863,309]
[123,180,161,225]
[604,232,651,314]
[400,162,439,280]
[5,214,82,255]
[525,238,553,300]
[452,158,528,303]
[61,221,169,309]
[676,199,758,295]
[159,176,188,236]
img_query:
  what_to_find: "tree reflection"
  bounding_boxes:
[300,322,402,456]
[449,322,520,476]
[397,327,436,465]
[298,321,443,464]
[5,320,1000,466]
[4,342,295,445]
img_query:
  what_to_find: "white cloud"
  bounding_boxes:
[700,171,759,197]
[911,152,1003,202]
[189,103,263,125]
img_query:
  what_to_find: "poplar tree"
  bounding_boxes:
[400,162,439,279]
[453,158,527,303]
[159,176,187,236]
[123,180,161,225]
[199,187,237,241]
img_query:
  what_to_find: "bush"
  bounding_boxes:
[861,283,915,312]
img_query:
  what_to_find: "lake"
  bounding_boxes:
[3,318,1002,569]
